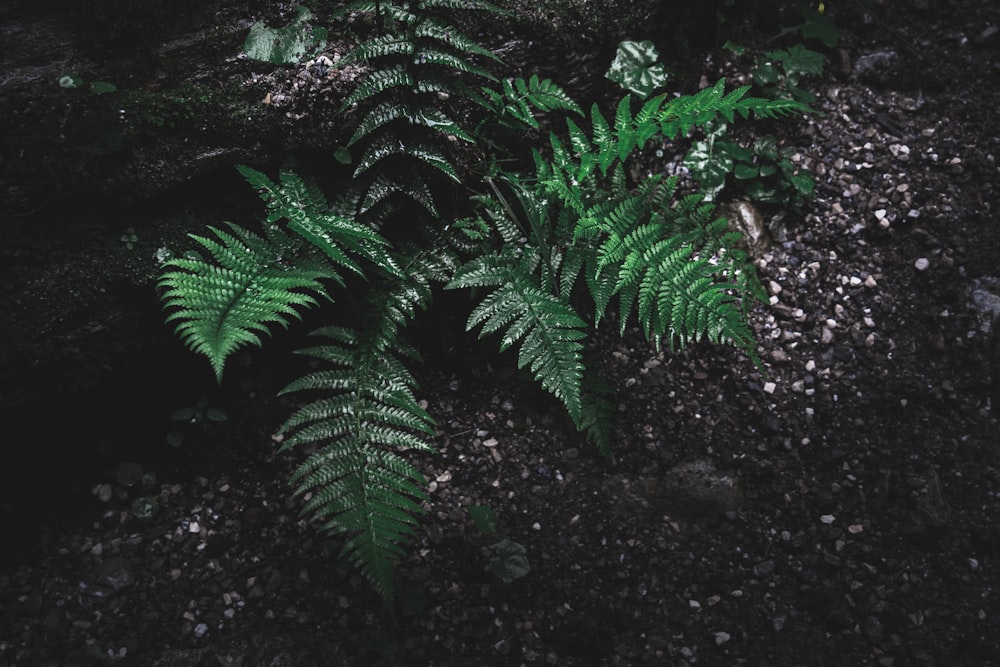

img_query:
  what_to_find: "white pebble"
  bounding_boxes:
[820,514,836,524]
[763,382,777,394]
[715,631,731,645]
[915,257,930,271]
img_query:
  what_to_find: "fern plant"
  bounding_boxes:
[333,0,505,221]
[276,245,452,601]
[161,17,814,604]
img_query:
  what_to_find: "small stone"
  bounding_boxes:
[763,382,777,394]
[820,514,836,524]
[94,484,113,502]
[915,258,930,271]
[714,631,731,645]
[848,524,864,534]
[821,327,835,344]
[753,560,776,578]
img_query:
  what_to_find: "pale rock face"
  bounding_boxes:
[724,200,770,259]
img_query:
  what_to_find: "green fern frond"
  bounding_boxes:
[346,107,469,149]
[414,19,499,61]
[332,1,418,25]
[355,137,461,183]
[279,321,436,602]
[415,47,497,81]
[579,364,616,458]
[160,223,335,381]
[340,35,415,66]
[657,79,810,139]
[341,66,413,110]
[486,75,584,128]
[447,258,586,422]
[360,172,439,218]
[237,166,400,277]
[417,0,509,14]
[594,201,758,356]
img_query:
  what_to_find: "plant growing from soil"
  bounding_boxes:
[159,0,810,604]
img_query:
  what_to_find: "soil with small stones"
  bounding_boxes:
[2,2,1000,666]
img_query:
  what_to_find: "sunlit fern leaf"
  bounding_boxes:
[348,103,476,146]
[237,166,400,277]
[414,19,499,61]
[614,95,636,162]
[656,79,809,139]
[354,137,460,182]
[332,1,418,25]
[341,66,413,110]
[635,93,667,145]
[279,323,436,603]
[407,108,476,143]
[517,75,584,116]
[416,47,497,81]
[589,103,616,175]
[418,0,509,13]
[159,223,335,381]
[488,75,584,128]
[360,172,438,219]
[340,35,415,66]
[448,261,586,422]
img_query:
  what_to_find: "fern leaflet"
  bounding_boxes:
[159,223,334,381]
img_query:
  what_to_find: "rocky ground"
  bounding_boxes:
[2,1,1000,666]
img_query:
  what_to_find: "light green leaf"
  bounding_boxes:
[243,6,328,65]
[605,40,670,98]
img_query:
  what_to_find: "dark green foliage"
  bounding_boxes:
[447,251,588,422]
[278,326,436,601]
[161,14,812,603]
[332,0,502,221]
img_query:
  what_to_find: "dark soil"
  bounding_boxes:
[2,1,1000,666]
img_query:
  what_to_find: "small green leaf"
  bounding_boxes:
[334,146,352,165]
[788,171,815,194]
[171,406,196,422]
[734,163,758,179]
[90,81,117,95]
[488,539,530,582]
[468,504,498,535]
[751,62,780,86]
[243,6,328,64]
[797,6,841,47]
[605,40,670,98]
[205,408,228,423]
[778,44,826,76]
[59,73,83,89]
